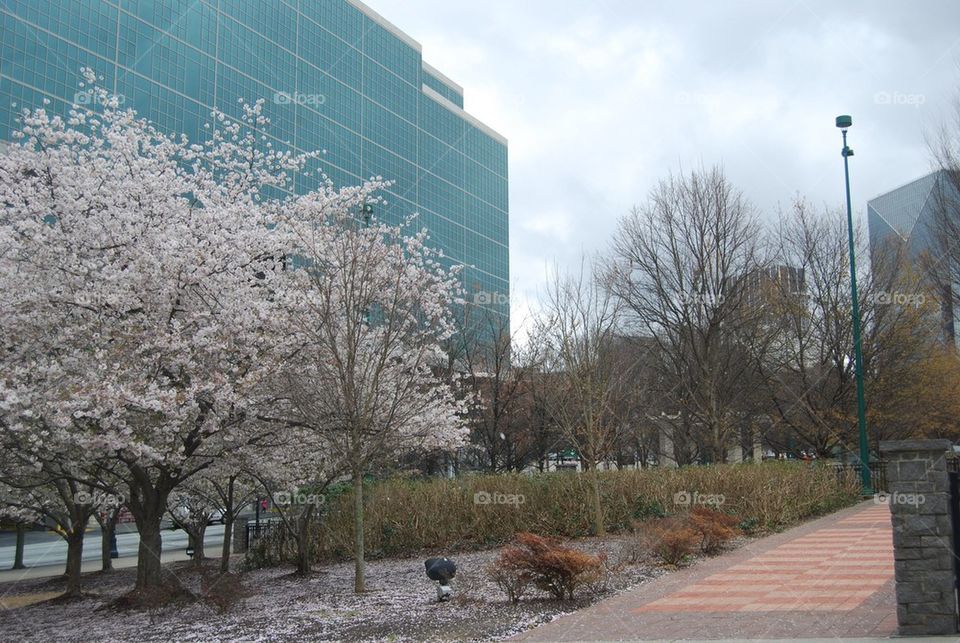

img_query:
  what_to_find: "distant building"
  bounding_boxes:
[868,170,960,343]
[744,264,805,309]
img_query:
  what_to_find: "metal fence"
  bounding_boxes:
[243,519,283,550]
[948,457,960,474]
[828,461,888,493]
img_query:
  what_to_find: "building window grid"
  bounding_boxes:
[118,16,216,107]
[217,0,297,48]
[361,20,418,86]
[297,0,364,50]
[362,98,416,162]
[297,15,362,88]
[1,21,115,108]
[296,59,360,133]
[121,0,499,188]
[217,15,296,93]
[422,71,462,108]
[362,140,416,197]
[1,0,117,59]
[121,0,218,55]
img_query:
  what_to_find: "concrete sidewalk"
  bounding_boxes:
[517,502,904,641]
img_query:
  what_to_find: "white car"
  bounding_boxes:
[168,505,225,529]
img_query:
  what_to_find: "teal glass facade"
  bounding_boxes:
[868,171,960,345]
[0,0,509,327]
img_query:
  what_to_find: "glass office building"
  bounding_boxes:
[0,0,509,328]
[868,170,960,343]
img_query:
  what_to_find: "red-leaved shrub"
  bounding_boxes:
[636,517,699,565]
[688,506,740,554]
[488,532,602,600]
[635,507,740,565]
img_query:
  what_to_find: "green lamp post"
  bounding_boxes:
[836,114,872,495]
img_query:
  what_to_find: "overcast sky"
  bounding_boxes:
[367,0,960,335]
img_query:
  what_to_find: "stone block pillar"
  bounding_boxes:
[728,440,743,463]
[880,439,958,635]
[658,423,678,468]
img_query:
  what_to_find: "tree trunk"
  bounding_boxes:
[63,530,85,598]
[100,512,119,572]
[590,465,605,536]
[188,526,206,568]
[101,522,113,572]
[134,512,164,591]
[13,523,26,570]
[220,515,233,574]
[220,477,236,574]
[353,469,365,593]
[197,523,207,564]
[295,506,313,576]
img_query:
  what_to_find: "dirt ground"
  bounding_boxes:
[0,533,681,642]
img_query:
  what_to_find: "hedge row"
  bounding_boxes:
[311,462,860,560]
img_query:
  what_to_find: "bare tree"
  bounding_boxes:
[765,198,941,458]
[763,199,858,457]
[537,257,626,536]
[448,304,544,472]
[608,337,659,468]
[277,191,467,592]
[606,166,772,464]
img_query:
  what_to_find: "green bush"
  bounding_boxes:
[632,496,667,521]
[311,462,859,560]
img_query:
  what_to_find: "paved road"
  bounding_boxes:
[0,524,226,571]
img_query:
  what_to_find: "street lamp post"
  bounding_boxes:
[836,114,872,495]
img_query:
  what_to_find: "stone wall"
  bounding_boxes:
[881,439,958,635]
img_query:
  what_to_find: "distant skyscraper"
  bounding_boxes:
[868,170,960,343]
[0,0,509,328]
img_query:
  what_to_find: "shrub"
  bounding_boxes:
[312,462,859,560]
[620,533,649,565]
[490,532,602,600]
[632,496,667,520]
[637,517,699,566]
[581,550,617,597]
[737,516,761,534]
[688,506,740,555]
[487,561,529,603]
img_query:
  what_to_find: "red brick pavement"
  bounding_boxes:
[516,502,898,640]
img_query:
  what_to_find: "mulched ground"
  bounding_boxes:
[0,534,695,642]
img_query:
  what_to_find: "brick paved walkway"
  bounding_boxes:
[517,502,898,640]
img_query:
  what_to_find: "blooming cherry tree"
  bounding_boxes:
[0,449,109,597]
[1,71,468,599]
[0,73,302,595]
[275,185,469,591]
